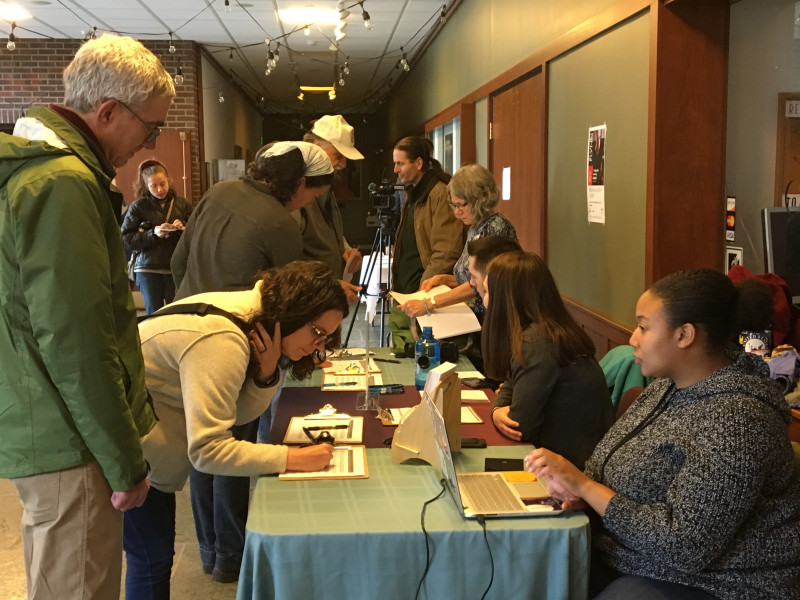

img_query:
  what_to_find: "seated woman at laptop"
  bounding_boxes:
[526,268,800,600]
[481,251,614,468]
[123,260,348,600]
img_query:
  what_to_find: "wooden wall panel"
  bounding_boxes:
[489,69,546,256]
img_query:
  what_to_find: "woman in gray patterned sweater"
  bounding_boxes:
[526,268,800,600]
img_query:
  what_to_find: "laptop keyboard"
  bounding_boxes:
[459,473,522,513]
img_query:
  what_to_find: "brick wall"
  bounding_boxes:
[0,38,203,201]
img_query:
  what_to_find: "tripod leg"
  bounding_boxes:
[343,228,382,347]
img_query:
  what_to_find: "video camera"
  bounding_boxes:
[368,179,407,212]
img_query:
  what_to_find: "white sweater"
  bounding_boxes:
[138,284,288,493]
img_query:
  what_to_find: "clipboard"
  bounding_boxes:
[283,416,363,445]
[278,445,369,480]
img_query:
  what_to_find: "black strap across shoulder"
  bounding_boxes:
[145,302,248,333]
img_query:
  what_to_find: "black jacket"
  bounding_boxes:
[121,191,193,271]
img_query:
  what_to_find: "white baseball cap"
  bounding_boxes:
[311,115,364,161]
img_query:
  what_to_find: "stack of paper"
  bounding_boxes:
[389,285,481,339]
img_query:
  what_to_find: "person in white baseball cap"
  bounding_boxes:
[300,115,364,301]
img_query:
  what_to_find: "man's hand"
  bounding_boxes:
[110,478,150,511]
[340,280,361,303]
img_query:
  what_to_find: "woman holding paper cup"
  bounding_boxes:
[122,260,347,600]
[399,163,517,320]
[482,250,613,468]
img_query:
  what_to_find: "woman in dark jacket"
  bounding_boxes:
[482,250,614,468]
[121,159,193,314]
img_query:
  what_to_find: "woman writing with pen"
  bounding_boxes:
[123,261,348,600]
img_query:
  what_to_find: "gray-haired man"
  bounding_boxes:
[0,34,173,599]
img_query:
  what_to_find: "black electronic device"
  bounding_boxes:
[484,458,525,472]
[460,437,487,449]
[762,206,800,303]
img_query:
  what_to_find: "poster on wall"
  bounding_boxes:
[725,246,743,274]
[587,124,606,224]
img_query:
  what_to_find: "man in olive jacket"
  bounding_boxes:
[0,35,173,599]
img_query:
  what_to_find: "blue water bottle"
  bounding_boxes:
[415,326,441,390]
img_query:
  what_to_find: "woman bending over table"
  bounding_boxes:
[526,268,800,599]
[482,250,613,469]
[123,260,348,600]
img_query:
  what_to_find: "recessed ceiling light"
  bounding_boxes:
[278,8,339,25]
[0,2,32,20]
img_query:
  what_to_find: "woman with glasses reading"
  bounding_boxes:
[399,163,517,320]
[398,163,517,370]
[123,260,348,600]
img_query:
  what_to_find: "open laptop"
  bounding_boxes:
[424,395,562,519]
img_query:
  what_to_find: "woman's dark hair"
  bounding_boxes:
[393,136,451,184]
[246,146,334,205]
[134,159,171,199]
[482,251,595,379]
[649,268,773,349]
[246,260,349,380]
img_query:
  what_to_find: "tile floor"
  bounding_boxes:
[0,303,388,599]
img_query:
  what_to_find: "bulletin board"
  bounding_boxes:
[774,93,800,207]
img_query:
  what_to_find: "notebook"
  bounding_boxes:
[424,395,562,518]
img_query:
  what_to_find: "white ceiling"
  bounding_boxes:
[4,0,453,113]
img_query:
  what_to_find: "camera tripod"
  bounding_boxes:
[343,211,395,347]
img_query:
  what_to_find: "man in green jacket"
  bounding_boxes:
[0,35,173,599]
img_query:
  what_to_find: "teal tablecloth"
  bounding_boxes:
[236,446,590,600]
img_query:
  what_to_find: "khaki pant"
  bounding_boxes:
[11,461,123,600]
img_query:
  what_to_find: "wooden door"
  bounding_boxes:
[114,128,194,208]
[489,67,546,256]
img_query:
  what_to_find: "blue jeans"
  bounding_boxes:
[256,387,281,442]
[189,418,259,575]
[136,272,176,315]
[123,487,176,600]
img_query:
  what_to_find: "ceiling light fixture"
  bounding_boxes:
[0,2,32,21]
[400,46,409,72]
[279,8,338,25]
[168,32,176,53]
[440,4,447,24]
[6,21,15,51]
[360,2,373,30]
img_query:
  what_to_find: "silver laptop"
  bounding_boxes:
[424,395,563,519]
